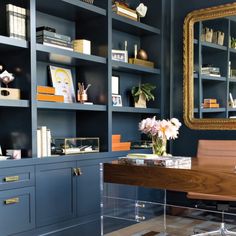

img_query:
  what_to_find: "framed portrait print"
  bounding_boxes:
[111,49,128,63]
[112,94,122,106]
[49,65,76,103]
[112,75,119,94]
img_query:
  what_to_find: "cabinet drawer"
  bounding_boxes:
[0,187,35,236]
[0,166,34,190]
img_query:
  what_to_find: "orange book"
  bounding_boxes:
[112,142,131,151]
[204,98,217,104]
[203,103,219,108]
[112,134,121,143]
[37,86,55,95]
[37,93,64,102]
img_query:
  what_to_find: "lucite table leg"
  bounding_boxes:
[100,163,104,236]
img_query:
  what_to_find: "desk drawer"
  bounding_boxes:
[0,166,34,190]
[0,187,35,235]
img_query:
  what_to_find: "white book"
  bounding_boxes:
[13,5,18,39]
[37,129,42,158]
[6,4,14,38]
[41,126,47,157]
[47,129,51,157]
[16,6,22,39]
[21,7,26,39]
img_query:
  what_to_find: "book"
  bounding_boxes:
[112,142,131,151]
[37,93,64,102]
[37,86,55,95]
[41,126,47,157]
[37,35,71,45]
[119,154,192,167]
[36,30,71,42]
[37,37,73,48]
[6,4,14,38]
[47,129,51,157]
[203,98,217,104]
[37,129,42,158]
[112,3,138,21]
[203,103,219,108]
[39,41,73,51]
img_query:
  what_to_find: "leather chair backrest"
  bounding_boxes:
[197,140,236,166]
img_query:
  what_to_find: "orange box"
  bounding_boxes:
[112,134,121,143]
[37,86,55,95]
[112,142,131,151]
[37,93,64,102]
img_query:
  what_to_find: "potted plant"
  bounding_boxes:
[131,83,156,108]
[231,37,236,49]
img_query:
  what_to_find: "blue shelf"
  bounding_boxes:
[202,41,227,51]
[229,78,236,82]
[112,106,160,114]
[37,101,107,111]
[112,60,160,75]
[194,73,226,82]
[201,108,226,113]
[0,99,29,108]
[37,0,106,21]
[112,13,160,36]
[0,35,28,50]
[36,44,106,66]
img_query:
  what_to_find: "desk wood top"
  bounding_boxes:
[103,159,236,196]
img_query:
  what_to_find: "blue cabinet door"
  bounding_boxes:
[76,161,101,218]
[36,162,76,227]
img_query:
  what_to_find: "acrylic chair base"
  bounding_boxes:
[192,223,236,236]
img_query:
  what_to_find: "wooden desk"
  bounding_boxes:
[103,159,236,197]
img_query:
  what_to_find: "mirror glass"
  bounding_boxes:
[183,3,236,129]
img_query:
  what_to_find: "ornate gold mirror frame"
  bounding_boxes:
[183,3,236,130]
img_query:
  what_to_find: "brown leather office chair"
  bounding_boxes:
[187,140,236,236]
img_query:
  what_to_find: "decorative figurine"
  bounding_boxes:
[77,82,91,104]
[136,3,148,18]
[0,70,14,88]
[137,49,148,60]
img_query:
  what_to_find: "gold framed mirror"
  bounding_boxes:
[183,3,236,130]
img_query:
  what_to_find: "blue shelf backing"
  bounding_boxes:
[37,101,107,111]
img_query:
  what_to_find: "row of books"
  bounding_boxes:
[201,66,221,77]
[36,29,73,51]
[202,98,219,108]
[37,126,51,158]
[6,4,26,40]
[112,2,138,21]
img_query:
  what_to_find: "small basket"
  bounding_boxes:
[81,0,94,4]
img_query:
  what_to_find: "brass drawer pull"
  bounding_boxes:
[4,197,19,205]
[73,168,83,176]
[4,176,19,182]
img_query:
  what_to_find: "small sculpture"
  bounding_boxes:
[77,82,91,104]
[137,49,148,60]
[136,3,148,18]
[0,70,14,88]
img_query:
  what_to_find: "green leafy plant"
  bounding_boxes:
[131,83,156,103]
[231,37,236,49]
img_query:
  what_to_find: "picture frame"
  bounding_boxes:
[49,65,75,103]
[112,49,128,63]
[112,94,122,106]
[112,75,120,94]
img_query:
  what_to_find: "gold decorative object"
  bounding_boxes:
[183,2,236,130]
[77,82,91,104]
[137,49,148,60]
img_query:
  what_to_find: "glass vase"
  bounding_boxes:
[152,136,167,156]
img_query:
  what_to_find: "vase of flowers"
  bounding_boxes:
[139,117,181,156]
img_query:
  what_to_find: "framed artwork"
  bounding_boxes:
[112,94,122,106]
[112,75,120,94]
[49,65,75,103]
[111,49,128,63]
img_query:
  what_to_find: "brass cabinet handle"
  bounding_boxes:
[72,168,83,176]
[4,197,19,205]
[4,176,19,182]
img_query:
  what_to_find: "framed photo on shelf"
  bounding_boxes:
[49,65,75,103]
[112,94,122,106]
[112,75,120,94]
[112,49,128,63]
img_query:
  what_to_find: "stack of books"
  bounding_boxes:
[202,98,219,108]
[201,66,220,77]
[37,86,64,102]
[119,153,192,168]
[112,134,131,151]
[6,4,26,40]
[112,2,138,21]
[36,28,73,51]
[37,126,51,158]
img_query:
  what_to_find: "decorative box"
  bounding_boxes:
[212,31,224,45]
[0,88,20,100]
[72,39,91,55]
[54,137,99,155]
[201,27,213,43]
